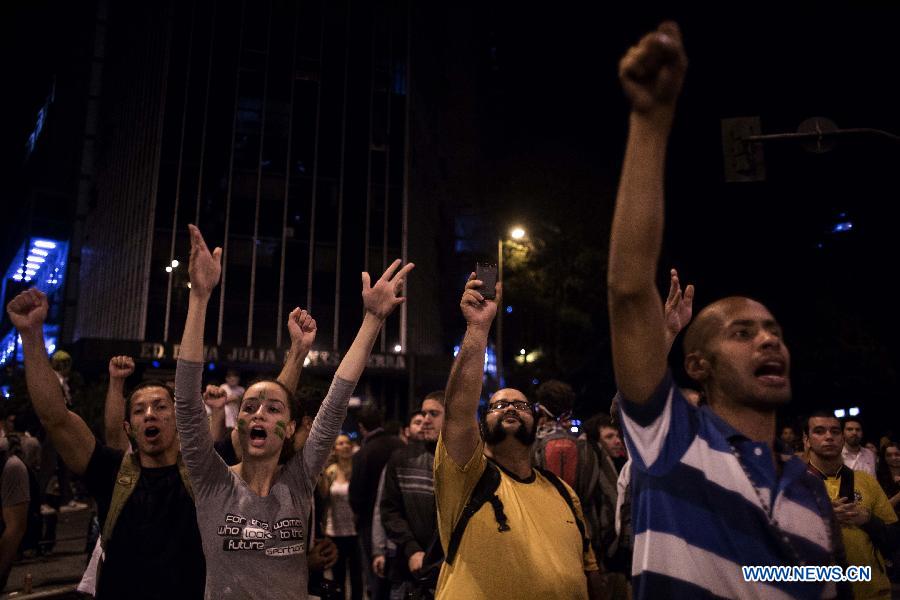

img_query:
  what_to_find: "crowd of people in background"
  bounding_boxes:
[0,21,898,600]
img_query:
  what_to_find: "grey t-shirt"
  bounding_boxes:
[175,359,354,600]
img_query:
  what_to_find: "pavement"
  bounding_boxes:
[3,506,91,599]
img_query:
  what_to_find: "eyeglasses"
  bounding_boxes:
[489,400,532,412]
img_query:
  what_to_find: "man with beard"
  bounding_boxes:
[609,22,844,598]
[805,413,896,599]
[433,275,600,600]
[380,392,445,597]
[842,418,877,477]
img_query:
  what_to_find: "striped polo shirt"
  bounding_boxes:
[618,373,840,599]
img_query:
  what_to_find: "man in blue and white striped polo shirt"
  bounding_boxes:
[607,23,846,599]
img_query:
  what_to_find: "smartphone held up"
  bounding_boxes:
[475,262,498,300]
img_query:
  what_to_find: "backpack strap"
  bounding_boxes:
[101,452,141,552]
[536,467,590,555]
[444,462,504,566]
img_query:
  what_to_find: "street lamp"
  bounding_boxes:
[497,226,525,385]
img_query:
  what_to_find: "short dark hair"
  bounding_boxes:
[357,403,384,431]
[407,411,424,427]
[421,390,445,407]
[842,417,863,431]
[584,413,618,444]
[126,380,175,415]
[243,378,301,421]
[803,411,840,435]
[535,380,575,417]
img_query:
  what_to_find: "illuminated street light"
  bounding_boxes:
[510,227,526,240]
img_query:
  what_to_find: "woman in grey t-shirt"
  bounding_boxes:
[175,224,414,599]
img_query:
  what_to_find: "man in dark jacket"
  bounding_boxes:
[350,404,405,596]
[381,391,444,597]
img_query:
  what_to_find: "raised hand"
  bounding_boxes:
[664,268,695,339]
[187,224,222,298]
[287,308,317,354]
[619,21,688,116]
[6,288,48,334]
[108,356,135,380]
[460,273,501,331]
[202,385,228,410]
[362,259,415,321]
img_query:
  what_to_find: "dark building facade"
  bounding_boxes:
[6,0,452,417]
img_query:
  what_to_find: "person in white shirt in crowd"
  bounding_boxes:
[842,418,876,476]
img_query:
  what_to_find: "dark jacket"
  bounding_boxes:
[380,440,439,581]
[349,429,404,531]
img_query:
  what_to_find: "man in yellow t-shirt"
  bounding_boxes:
[434,275,600,600]
[805,413,897,600]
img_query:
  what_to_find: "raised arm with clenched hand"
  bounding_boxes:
[608,22,688,406]
[277,307,317,393]
[105,355,135,451]
[6,289,95,474]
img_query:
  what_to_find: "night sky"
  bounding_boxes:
[2,3,899,432]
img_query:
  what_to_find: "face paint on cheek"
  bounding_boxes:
[237,418,248,436]
[275,420,287,440]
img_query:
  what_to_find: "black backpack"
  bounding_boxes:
[0,444,43,552]
[432,459,590,567]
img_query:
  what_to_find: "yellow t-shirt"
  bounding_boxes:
[434,435,598,600]
[822,469,897,600]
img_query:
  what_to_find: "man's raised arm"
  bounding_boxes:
[441,275,500,467]
[105,355,134,451]
[608,22,688,405]
[6,289,95,475]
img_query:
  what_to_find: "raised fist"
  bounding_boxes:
[619,22,688,116]
[6,288,48,334]
[287,308,317,355]
[202,385,229,410]
[108,356,135,380]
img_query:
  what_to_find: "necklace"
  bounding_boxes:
[728,443,832,567]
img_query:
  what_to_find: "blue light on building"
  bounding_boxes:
[0,237,68,366]
[831,221,853,234]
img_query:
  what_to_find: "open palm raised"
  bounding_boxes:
[362,259,415,321]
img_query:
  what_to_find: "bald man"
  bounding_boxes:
[433,275,601,600]
[608,22,844,599]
